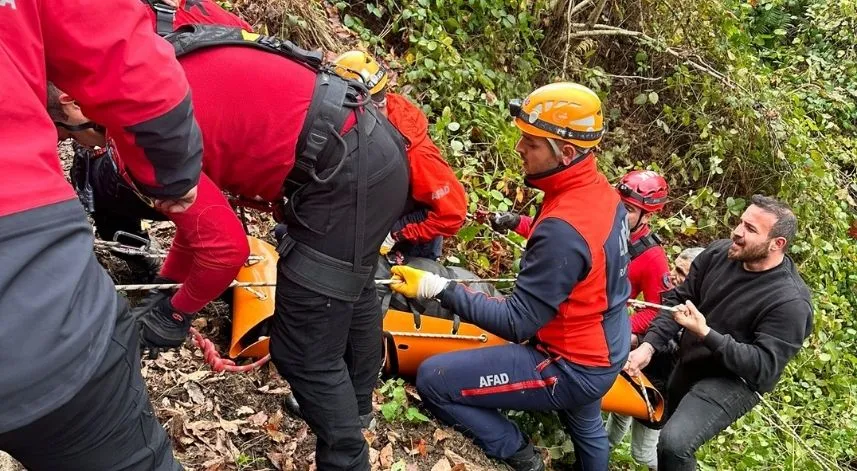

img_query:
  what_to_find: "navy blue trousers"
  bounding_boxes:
[416,344,617,470]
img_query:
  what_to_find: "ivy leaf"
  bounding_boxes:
[634,93,648,105]
[381,402,400,421]
[648,92,659,104]
[447,122,461,132]
[406,407,430,422]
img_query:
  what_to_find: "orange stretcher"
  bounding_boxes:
[230,236,665,424]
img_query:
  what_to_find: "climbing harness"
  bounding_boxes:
[628,232,663,260]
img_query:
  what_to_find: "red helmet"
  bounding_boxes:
[616,170,669,212]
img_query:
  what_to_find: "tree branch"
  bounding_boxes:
[562,1,576,78]
[567,23,740,90]
[585,0,609,29]
[570,0,593,17]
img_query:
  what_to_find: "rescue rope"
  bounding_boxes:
[114,277,519,292]
[384,331,489,342]
[627,299,681,312]
[188,327,271,373]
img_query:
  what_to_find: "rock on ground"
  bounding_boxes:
[0,452,24,471]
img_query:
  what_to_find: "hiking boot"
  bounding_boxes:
[503,442,545,471]
[283,392,303,419]
[359,412,377,431]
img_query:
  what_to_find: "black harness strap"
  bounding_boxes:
[144,0,176,36]
[353,108,369,277]
[165,25,324,72]
[629,232,662,260]
[276,234,372,302]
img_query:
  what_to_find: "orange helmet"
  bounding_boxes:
[332,50,389,96]
[509,82,604,149]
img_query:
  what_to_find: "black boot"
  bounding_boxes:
[359,412,376,431]
[283,392,303,419]
[503,442,545,471]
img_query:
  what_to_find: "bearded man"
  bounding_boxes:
[624,194,813,470]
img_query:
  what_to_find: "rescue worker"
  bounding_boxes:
[332,51,467,260]
[625,195,813,470]
[605,169,672,469]
[64,0,253,280]
[389,82,631,471]
[1,0,202,468]
[52,25,410,471]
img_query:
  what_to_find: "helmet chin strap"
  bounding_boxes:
[630,210,647,233]
[548,138,589,168]
[547,138,562,158]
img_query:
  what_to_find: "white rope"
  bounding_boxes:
[114,277,519,292]
[627,298,681,312]
[386,331,489,342]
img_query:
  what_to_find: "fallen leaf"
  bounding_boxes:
[380,444,394,469]
[257,385,291,395]
[265,410,287,443]
[187,420,220,436]
[247,411,269,427]
[369,447,380,470]
[451,464,466,471]
[433,428,452,443]
[181,370,211,383]
[235,406,255,416]
[185,381,205,405]
[295,423,308,442]
[387,431,401,444]
[444,449,465,465]
[431,458,452,471]
[408,438,427,457]
[201,457,226,471]
[267,451,284,470]
[219,418,245,434]
[363,430,376,447]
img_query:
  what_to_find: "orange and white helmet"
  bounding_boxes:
[509,82,604,149]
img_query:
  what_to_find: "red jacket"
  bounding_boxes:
[529,159,631,368]
[1,0,202,219]
[114,46,355,313]
[143,0,253,32]
[518,217,672,336]
[441,157,631,370]
[627,226,672,335]
[385,93,466,243]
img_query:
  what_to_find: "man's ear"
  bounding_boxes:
[770,237,787,252]
[58,92,74,105]
[559,142,579,166]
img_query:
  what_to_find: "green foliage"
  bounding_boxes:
[378,378,431,424]
[340,0,857,468]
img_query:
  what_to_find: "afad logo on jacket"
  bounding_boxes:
[1,0,17,10]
